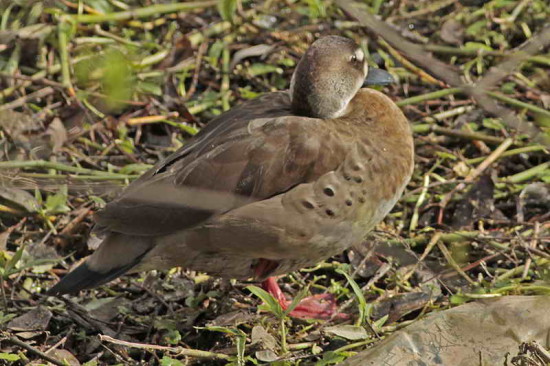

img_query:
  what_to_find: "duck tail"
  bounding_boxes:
[47,232,152,295]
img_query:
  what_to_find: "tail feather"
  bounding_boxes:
[47,232,152,295]
[47,260,135,295]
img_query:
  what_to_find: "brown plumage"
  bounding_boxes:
[49,36,414,318]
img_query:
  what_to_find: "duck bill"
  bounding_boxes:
[363,68,394,86]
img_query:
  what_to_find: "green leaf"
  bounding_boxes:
[200,326,246,365]
[372,314,389,331]
[247,63,282,77]
[450,294,469,305]
[482,118,504,130]
[136,80,162,96]
[163,329,181,345]
[117,163,152,174]
[315,351,347,366]
[44,185,69,214]
[435,151,458,161]
[465,21,487,37]
[0,311,16,325]
[305,0,327,19]
[463,42,493,51]
[217,0,237,22]
[336,266,370,326]
[207,40,224,66]
[89,195,106,207]
[101,48,133,112]
[238,87,261,100]
[0,353,20,361]
[160,357,185,366]
[283,284,310,317]
[5,244,25,276]
[500,82,516,94]
[246,285,284,318]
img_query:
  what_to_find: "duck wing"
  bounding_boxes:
[94,92,348,236]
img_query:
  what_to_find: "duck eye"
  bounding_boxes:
[350,55,357,62]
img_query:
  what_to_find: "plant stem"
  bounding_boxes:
[503,162,550,183]
[57,19,73,93]
[487,91,550,119]
[280,318,288,354]
[423,45,550,66]
[396,88,462,106]
[0,160,130,177]
[99,334,231,360]
[70,1,217,23]
[465,145,547,164]
[413,124,508,145]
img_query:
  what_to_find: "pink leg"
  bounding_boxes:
[261,277,348,320]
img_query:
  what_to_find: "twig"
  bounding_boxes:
[4,334,66,366]
[437,240,476,285]
[127,112,180,125]
[521,222,540,280]
[53,207,92,249]
[402,232,442,283]
[378,39,445,86]
[422,105,475,123]
[99,334,231,360]
[413,124,508,145]
[0,87,55,111]
[183,40,208,101]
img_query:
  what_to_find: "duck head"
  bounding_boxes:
[290,35,394,119]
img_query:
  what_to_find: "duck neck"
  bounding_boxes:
[289,70,351,119]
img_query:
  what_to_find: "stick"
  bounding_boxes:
[4,335,66,366]
[0,87,54,111]
[99,334,231,360]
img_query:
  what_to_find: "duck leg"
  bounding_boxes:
[261,277,348,319]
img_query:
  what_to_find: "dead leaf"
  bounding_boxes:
[207,310,259,327]
[49,349,81,366]
[230,44,276,70]
[440,19,464,46]
[7,306,52,332]
[46,118,68,152]
[372,292,433,323]
[0,186,39,213]
[451,174,505,228]
[255,349,279,362]
[0,231,9,251]
[85,296,131,322]
[324,325,368,340]
[251,325,278,350]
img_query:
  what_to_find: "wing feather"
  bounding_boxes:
[94,92,347,236]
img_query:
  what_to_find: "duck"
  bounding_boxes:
[48,36,414,319]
